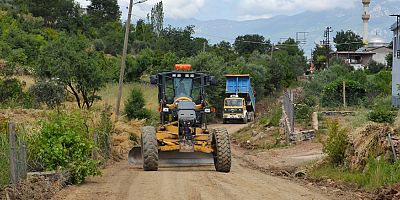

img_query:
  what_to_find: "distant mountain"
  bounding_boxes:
[165,0,400,57]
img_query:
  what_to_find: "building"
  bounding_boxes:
[332,51,375,69]
[391,21,400,107]
[332,0,391,69]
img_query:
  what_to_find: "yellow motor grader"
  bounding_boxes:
[129,64,231,172]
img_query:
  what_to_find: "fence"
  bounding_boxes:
[92,131,111,160]
[282,90,296,143]
[0,122,27,187]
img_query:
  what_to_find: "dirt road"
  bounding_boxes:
[53,124,330,200]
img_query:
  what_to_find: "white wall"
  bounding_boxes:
[372,48,391,65]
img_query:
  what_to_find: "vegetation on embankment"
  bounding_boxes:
[0,0,307,115]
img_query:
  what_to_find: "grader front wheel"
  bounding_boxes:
[141,126,159,171]
[212,128,232,173]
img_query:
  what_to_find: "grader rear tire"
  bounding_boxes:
[212,128,231,173]
[141,126,159,171]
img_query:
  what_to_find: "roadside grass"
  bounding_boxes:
[318,108,369,133]
[310,159,400,191]
[259,101,282,127]
[339,109,369,131]
[97,82,158,112]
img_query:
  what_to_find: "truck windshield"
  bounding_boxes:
[225,99,242,106]
[174,78,193,98]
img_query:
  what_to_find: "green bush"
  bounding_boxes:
[295,96,316,124]
[29,81,65,108]
[259,103,282,127]
[321,79,366,107]
[31,111,100,184]
[125,88,150,120]
[368,60,386,74]
[0,78,23,102]
[323,120,348,165]
[295,104,313,121]
[368,106,398,124]
[371,71,392,96]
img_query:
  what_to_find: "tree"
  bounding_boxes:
[234,34,270,56]
[125,88,150,120]
[36,34,107,109]
[160,25,196,57]
[150,1,163,37]
[0,0,13,9]
[210,41,236,62]
[87,0,121,26]
[26,0,81,30]
[312,44,331,70]
[334,30,363,51]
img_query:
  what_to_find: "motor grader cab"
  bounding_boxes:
[129,64,231,172]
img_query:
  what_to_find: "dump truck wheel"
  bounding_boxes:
[212,128,231,173]
[141,126,158,171]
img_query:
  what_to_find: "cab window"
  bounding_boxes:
[225,99,243,106]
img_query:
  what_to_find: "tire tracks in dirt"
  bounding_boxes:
[53,124,332,200]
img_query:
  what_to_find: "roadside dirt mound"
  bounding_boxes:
[377,183,400,200]
[346,124,397,170]
[232,123,284,150]
[111,120,144,160]
[0,175,64,200]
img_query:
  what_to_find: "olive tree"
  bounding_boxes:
[36,34,107,109]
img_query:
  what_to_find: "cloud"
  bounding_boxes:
[161,0,206,19]
[77,0,206,19]
[238,0,359,20]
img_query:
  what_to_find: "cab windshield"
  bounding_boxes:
[225,99,243,106]
[174,78,193,98]
[165,76,201,103]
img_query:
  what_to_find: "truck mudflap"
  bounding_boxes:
[128,146,214,166]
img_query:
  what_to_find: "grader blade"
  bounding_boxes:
[128,147,214,166]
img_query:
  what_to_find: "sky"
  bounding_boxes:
[76,0,361,21]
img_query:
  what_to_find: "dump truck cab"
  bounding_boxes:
[223,96,247,121]
[223,74,255,124]
[129,64,232,173]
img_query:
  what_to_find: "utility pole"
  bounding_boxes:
[343,81,347,108]
[323,27,333,68]
[115,0,148,119]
